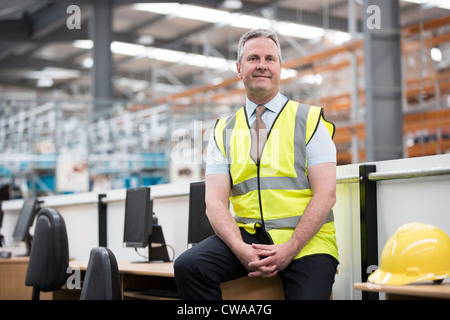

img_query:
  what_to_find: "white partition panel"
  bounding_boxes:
[334,164,362,300]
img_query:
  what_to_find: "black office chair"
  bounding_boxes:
[80,247,122,300]
[25,208,69,300]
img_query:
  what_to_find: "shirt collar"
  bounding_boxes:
[245,92,287,116]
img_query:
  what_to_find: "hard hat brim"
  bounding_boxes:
[368,268,449,286]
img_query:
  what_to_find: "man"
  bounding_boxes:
[174,29,338,300]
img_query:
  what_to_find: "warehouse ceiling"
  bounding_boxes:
[0,0,449,102]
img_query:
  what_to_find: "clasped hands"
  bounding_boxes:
[239,242,295,278]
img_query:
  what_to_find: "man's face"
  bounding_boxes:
[236,37,282,104]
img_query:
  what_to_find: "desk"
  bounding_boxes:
[354,282,450,300]
[59,260,285,300]
[56,261,177,300]
[220,276,284,300]
[0,257,52,300]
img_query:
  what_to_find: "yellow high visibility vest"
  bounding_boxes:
[214,100,338,260]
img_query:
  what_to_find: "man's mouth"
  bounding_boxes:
[253,74,270,78]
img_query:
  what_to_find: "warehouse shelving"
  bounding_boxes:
[0,4,449,197]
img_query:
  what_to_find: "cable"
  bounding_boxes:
[133,243,176,262]
[165,243,175,262]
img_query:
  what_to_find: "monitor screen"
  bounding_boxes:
[12,198,39,242]
[188,181,215,245]
[0,184,10,201]
[123,187,152,248]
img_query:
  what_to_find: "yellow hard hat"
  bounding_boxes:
[368,222,450,285]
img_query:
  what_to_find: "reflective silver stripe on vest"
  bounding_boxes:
[234,210,334,230]
[222,114,236,164]
[231,176,310,197]
[293,103,309,180]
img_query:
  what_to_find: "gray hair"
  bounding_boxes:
[237,29,282,64]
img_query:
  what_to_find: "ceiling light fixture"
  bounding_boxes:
[36,78,54,88]
[402,0,450,10]
[131,3,332,40]
[431,47,442,62]
[222,0,243,10]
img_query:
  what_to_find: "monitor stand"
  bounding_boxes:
[15,232,32,257]
[0,202,4,247]
[132,225,170,263]
[147,225,170,263]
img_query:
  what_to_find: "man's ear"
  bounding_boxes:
[236,61,241,78]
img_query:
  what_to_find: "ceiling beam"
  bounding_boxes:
[0,16,32,40]
[30,2,68,39]
[0,55,85,71]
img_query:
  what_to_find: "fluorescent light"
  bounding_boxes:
[402,0,450,10]
[276,22,325,40]
[148,47,185,63]
[27,67,80,79]
[403,0,427,3]
[36,78,54,88]
[326,30,352,45]
[149,47,234,71]
[73,40,146,57]
[74,40,145,57]
[132,3,328,40]
[133,3,229,23]
[137,35,155,45]
[82,57,93,68]
[73,40,93,49]
[281,68,298,80]
[229,14,272,30]
[73,40,235,71]
[222,0,243,10]
[431,47,442,62]
[177,5,229,23]
[300,74,323,85]
[111,42,146,56]
[132,3,180,15]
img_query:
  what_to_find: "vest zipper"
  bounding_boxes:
[256,160,266,231]
[256,161,276,244]
[249,102,290,240]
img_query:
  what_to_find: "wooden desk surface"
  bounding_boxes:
[70,260,174,278]
[354,282,450,299]
[0,256,30,264]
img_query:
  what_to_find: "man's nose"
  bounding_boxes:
[257,62,267,70]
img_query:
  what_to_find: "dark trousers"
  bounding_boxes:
[174,228,338,300]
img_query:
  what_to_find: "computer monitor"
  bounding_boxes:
[12,198,40,255]
[123,187,153,249]
[187,181,215,245]
[123,186,170,262]
[0,201,4,247]
[0,184,10,201]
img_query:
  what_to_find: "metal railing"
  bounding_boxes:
[337,166,450,184]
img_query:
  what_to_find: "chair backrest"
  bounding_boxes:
[80,247,121,300]
[187,181,214,245]
[25,208,69,299]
